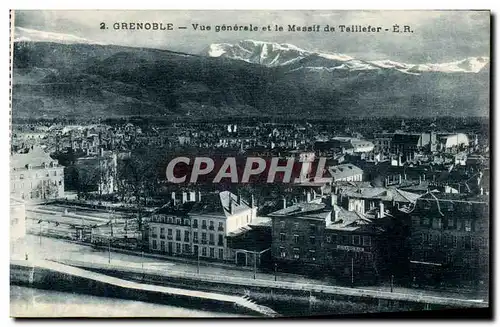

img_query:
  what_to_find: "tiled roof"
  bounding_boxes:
[11,146,56,169]
[328,164,363,180]
[269,202,329,220]
[339,186,420,203]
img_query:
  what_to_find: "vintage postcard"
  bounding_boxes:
[9,10,490,318]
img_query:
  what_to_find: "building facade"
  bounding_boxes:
[148,191,257,262]
[10,146,65,201]
[408,192,489,290]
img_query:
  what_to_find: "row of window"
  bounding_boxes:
[279,247,317,261]
[418,233,480,249]
[278,233,371,246]
[17,170,59,179]
[152,217,224,231]
[151,227,225,246]
[279,221,318,233]
[413,216,475,232]
[151,240,224,259]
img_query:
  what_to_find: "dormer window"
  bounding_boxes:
[44,162,49,169]
[26,164,32,170]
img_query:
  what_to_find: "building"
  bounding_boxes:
[335,186,421,218]
[391,132,437,156]
[408,192,489,290]
[327,164,363,183]
[439,133,469,151]
[10,146,65,201]
[148,191,257,262]
[73,148,117,195]
[268,198,388,284]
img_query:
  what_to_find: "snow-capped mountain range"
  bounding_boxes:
[205,40,489,74]
[14,27,106,45]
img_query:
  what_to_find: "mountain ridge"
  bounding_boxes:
[204,39,490,74]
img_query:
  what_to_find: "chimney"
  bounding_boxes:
[182,192,188,204]
[282,197,287,209]
[86,148,90,156]
[189,191,196,202]
[229,196,234,214]
[419,176,422,185]
[99,147,104,157]
[379,201,385,218]
[197,191,202,202]
[306,192,312,203]
[237,193,242,206]
[330,194,337,207]
[423,173,426,181]
[398,174,402,184]
[251,194,255,208]
[171,192,176,205]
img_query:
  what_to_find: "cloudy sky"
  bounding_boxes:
[14,10,490,63]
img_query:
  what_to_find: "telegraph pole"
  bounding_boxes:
[351,256,354,287]
[197,247,200,274]
[253,252,257,280]
[274,263,278,282]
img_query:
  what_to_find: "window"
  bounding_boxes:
[160,228,165,239]
[279,247,286,258]
[465,220,472,232]
[353,235,361,245]
[293,248,300,259]
[293,234,299,244]
[209,221,215,230]
[184,230,190,242]
[160,241,165,252]
[331,234,338,243]
[218,249,224,259]
[184,218,190,226]
[194,245,199,255]
[218,222,224,231]
[209,233,215,245]
[202,247,207,257]
[309,236,316,244]
[202,220,207,229]
[432,218,442,229]
[452,235,458,248]
[342,235,349,244]
[167,228,173,239]
[309,250,316,261]
[210,248,215,258]
[58,180,62,186]
[218,234,224,246]
[280,233,286,242]
[447,218,455,229]
[463,236,472,250]
[176,230,181,241]
[193,232,199,243]
[183,244,190,253]
[326,236,332,243]
[20,174,24,180]
[202,232,207,244]
[456,220,463,231]
[421,217,430,226]
[193,219,198,228]
[280,221,286,229]
[176,218,181,225]
[151,227,158,238]
[309,224,317,234]
[168,217,173,224]
[152,239,158,250]
[294,222,299,229]
[176,243,181,253]
[362,236,371,246]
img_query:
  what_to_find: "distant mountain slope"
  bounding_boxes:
[12,36,489,120]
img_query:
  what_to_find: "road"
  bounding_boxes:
[11,234,487,302]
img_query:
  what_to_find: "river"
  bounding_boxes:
[10,285,248,318]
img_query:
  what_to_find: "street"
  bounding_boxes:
[11,234,486,302]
